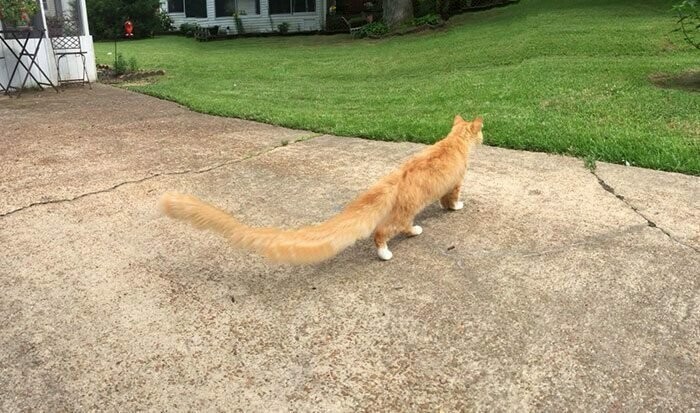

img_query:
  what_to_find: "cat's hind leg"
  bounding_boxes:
[440,184,464,211]
[374,227,396,261]
[374,210,422,260]
[374,219,408,261]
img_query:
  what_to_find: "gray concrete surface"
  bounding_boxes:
[1,85,698,411]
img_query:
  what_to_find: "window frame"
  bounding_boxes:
[214,0,261,19]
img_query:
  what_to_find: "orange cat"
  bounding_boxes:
[159,115,483,264]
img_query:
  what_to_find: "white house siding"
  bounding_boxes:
[0,38,55,90]
[163,0,326,34]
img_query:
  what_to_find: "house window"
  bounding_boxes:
[293,0,315,13]
[270,0,314,14]
[168,0,184,13]
[217,0,260,16]
[215,0,236,17]
[269,0,290,14]
[234,0,260,15]
[185,0,207,17]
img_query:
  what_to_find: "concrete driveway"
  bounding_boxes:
[1,85,698,411]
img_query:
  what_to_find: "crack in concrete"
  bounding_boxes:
[590,170,699,254]
[293,133,324,143]
[0,136,322,219]
[681,294,697,324]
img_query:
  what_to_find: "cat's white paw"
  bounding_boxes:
[409,225,423,236]
[377,246,393,261]
[451,201,464,211]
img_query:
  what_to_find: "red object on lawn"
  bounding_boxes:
[124,20,133,37]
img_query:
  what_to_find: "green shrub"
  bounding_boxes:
[277,22,290,33]
[0,0,40,25]
[354,21,388,38]
[86,0,163,40]
[673,0,700,49]
[413,13,441,26]
[179,22,200,37]
[156,9,174,33]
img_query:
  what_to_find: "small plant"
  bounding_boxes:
[413,13,441,26]
[584,155,597,172]
[354,21,388,38]
[673,0,700,49]
[281,139,289,146]
[234,11,245,34]
[277,22,289,34]
[0,0,39,26]
[113,53,128,76]
[128,56,139,72]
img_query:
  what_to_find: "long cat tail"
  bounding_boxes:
[158,178,398,264]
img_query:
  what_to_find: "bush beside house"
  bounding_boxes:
[87,0,170,39]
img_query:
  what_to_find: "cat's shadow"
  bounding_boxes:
[415,203,445,222]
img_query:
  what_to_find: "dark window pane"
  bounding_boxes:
[215,0,236,17]
[269,0,290,14]
[293,0,314,12]
[168,0,184,12]
[185,0,207,17]
[293,0,303,12]
[255,0,260,14]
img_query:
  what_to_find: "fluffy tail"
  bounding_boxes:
[158,178,398,264]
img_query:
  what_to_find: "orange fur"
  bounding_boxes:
[159,115,483,264]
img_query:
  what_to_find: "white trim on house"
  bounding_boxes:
[162,0,328,34]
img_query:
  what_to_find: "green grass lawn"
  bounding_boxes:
[95,0,700,175]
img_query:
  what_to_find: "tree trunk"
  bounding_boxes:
[382,0,414,28]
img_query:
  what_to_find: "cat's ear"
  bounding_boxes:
[453,115,465,125]
[470,117,483,133]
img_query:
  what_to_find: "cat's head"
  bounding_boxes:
[452,115,484,144]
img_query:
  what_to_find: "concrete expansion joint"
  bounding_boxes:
[590,170,699,254]
[0,138,311,219]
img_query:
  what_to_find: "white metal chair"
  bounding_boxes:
[48,17,91,88]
